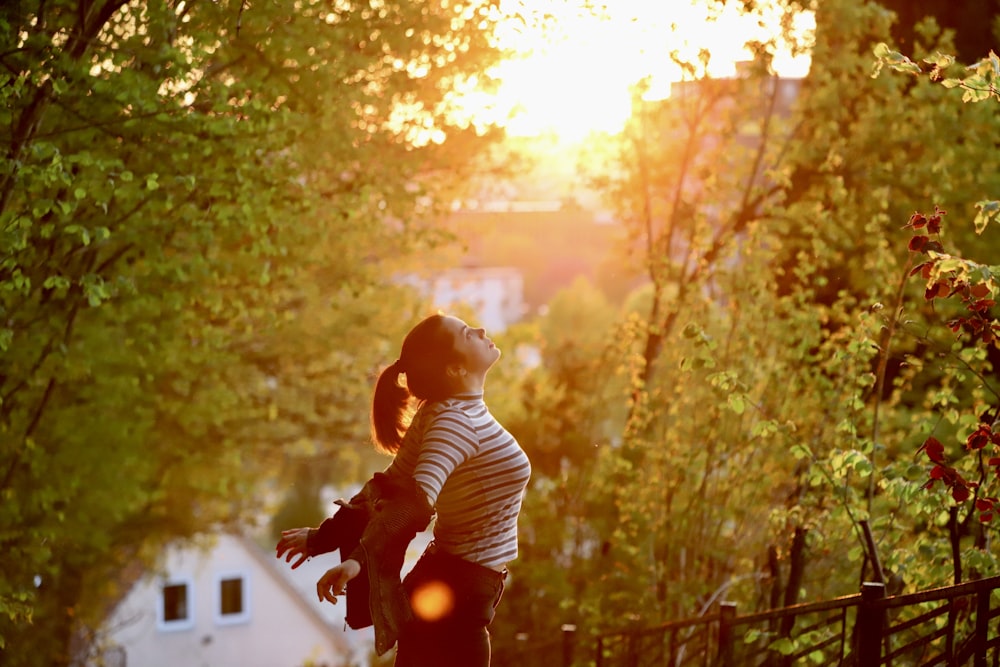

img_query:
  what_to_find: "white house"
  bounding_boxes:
[101,533,362,667]
[101,525,436,667]
[397,266,526,332]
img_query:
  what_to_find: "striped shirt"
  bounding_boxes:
[386,392,531,570]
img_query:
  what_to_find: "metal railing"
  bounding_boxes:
[595,613,721,667]
[589,575,1000,666]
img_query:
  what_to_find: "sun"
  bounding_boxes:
[460,0,814,143]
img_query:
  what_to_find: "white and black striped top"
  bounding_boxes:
[386,392,531,570]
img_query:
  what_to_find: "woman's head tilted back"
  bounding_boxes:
[370,313,465,454]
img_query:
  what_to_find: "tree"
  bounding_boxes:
[874,0,999,64]
[872,42,1000,584]
[0,0,507,663]
[487,277,627,656]
[512,0,1000,642]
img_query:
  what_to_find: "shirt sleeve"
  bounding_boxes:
[413,406,479,506]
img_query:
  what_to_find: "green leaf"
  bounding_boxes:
[42,276,70,291]
[63,224,90,245]
[791,444,813,460]
[974,200,1000,235]
[873,42,891,59]
[751,420,778,438]
[771,638,796,656]
[81,274,110,306]
[32,200,51,218]
[922,52,955,69]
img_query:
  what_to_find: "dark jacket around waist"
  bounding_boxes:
[307,472,433,656]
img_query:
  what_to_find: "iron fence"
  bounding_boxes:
[588,575,1000,666]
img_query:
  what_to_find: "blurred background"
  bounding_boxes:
[4,0,1000,665]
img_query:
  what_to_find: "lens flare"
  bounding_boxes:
[411,580,455,622]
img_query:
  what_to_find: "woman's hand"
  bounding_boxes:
[275,527,312,570]
[316,559,362,605]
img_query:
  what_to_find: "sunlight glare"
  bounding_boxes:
[469,0,814,141]
[410,580,455,621]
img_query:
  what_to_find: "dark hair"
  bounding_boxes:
[370,313,463,454]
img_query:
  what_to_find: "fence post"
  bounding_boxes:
[561,624,576,667]
[857,581,886,666]
[975,590,989,667]
[716,601,737,667]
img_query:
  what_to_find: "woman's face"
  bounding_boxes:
[441,315,501,375]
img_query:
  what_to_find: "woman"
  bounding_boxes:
[276,313,531,667]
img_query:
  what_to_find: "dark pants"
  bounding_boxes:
[394,547,506,667]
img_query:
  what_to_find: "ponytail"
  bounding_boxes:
[370,313,463,454]
[370,361,411,454]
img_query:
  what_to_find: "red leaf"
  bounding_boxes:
[953,485,971,502]
[981,512,994,523]
[925,282,950,300]
[967,424,992,451]
[971,299,996,313]
[920,437,946,463]
[976,498,994,511]
[910,235,929,252]
[971,283,991,298]
[908,213,928,228]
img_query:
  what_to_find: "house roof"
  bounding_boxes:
[232,533,356,657]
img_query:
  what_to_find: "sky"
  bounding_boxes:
[461,0,815,141]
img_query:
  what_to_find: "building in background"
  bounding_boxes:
[398,265,527,332]
[102,533,362,667]
[102,525,435,667]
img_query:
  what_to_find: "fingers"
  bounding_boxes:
[276,544,302,562]
[316,570,348,605]
[275,529,308,560]
[317,582,343,604]
[290,553,307,570]
[275,532,307,563]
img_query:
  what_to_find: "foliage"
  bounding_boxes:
[486,277,627,650]
[0,0,507,662]
[501,0,1000,651]
[901,200,1000,570]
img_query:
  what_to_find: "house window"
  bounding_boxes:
[163,584,188,621]
[220,577,243,615]
[157,578,194,632]
[215,572,250,625]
